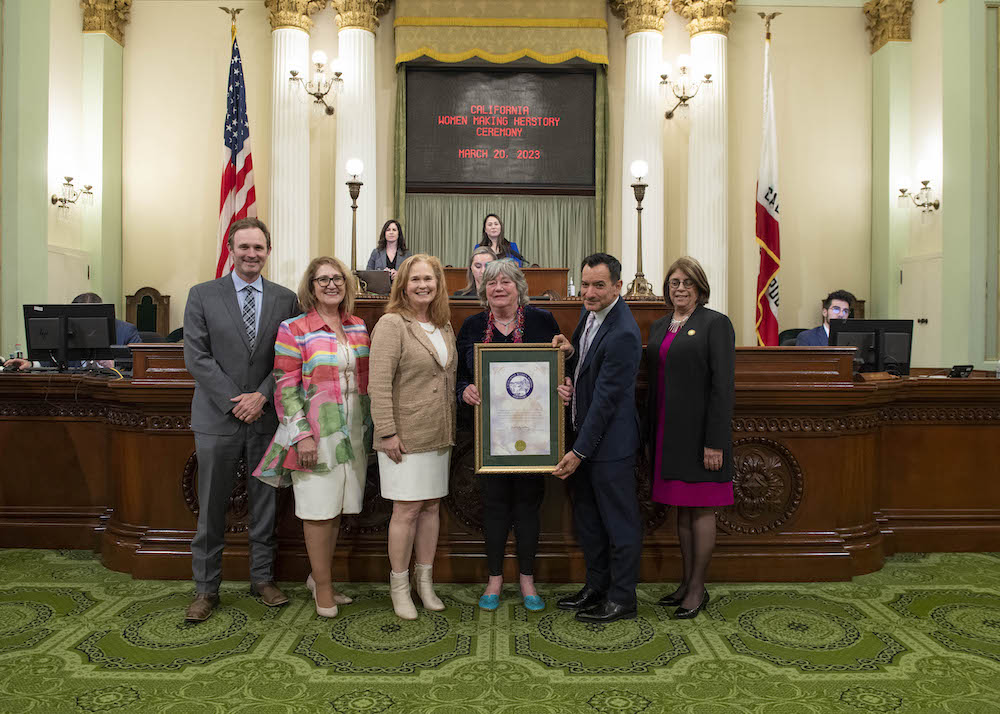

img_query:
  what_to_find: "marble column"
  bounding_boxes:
[672,0,735,313]
[611,1,668,293]
[81,0,131,316]
[332,1,390,270]
[865,0,913,320]
[266,1,320,289]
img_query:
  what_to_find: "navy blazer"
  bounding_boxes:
[567,298,642,462]
[366,247,411,271]
[795,325,828,346]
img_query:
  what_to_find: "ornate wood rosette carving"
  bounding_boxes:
[81,0,132,45]
[718,437,803,535]
[331,0,393,32]
[342,454,392,534]
[879,406,1000,424]
[608,0,670,36]
[181,452,250,533]
[863,0,913,53]
[265,0,330,33]
[670,0,736,37]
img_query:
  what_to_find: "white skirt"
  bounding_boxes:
[378,447,451,501]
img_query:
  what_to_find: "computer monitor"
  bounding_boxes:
[829,319,914,376]
[23,303,116,370]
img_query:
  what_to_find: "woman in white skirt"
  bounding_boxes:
[254,256,371,618]
[369,254,457,620]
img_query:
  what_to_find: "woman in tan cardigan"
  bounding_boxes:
[369,254,457,620]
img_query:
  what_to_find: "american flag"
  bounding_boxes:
[215,33,256,278]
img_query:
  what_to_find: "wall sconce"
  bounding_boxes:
[289,51,343,116]
[661,55,712,120]
[51,176,94,214]
[897,179,940,212]
[624,159,658,301]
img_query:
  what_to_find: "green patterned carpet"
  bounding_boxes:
[2,550,1000,713]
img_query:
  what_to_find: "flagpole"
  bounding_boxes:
[220,6,242,41]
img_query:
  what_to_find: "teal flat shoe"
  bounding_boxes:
[478,593,500,611]
[523,595,545,612]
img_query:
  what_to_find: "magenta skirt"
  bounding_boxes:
[652,478,734,507]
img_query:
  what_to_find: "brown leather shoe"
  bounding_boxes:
[185,593,220,622]
[251,581,289,607]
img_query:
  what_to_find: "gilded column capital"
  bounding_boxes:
[80,0,132,46]
[608,1,670,36]
[863,0,913,53]
[670,0,736,37]
[265,0,329,33]
[331,0,393,33]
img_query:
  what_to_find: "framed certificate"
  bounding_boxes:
[474,343,565,474]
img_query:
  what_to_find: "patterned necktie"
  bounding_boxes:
[571,311,597,426]
[242,286,256,351]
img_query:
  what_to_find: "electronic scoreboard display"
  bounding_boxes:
[406,69,596,192]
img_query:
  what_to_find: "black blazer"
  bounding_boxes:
[568,299,642,462]
[644,305,735,483]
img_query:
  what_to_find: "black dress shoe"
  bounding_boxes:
[674,590,709,619]
[575,600,637,623]
[657,587,688,607]
[557,585,605,611]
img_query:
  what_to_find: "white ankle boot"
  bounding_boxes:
[411,562,445,611]
[389,570,418,620]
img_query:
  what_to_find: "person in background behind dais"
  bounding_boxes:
[795,290,856,346]
[369,254,457,621]
[456,259,573,612]
[454,246,497,297]
[644,256,735,620]
[366,219,411,280]
[474,213,524,266]
[253,256,371,619]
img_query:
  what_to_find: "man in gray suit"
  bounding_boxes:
[183,217,299,622]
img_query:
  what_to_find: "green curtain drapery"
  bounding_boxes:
[393,65,406,224]
[405,193,596,285]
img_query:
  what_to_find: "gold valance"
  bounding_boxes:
[394,0,609,65]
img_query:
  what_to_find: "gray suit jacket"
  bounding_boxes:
[183,275,299,436]
[366,247,411,271]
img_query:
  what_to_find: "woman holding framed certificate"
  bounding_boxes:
[456,259,569,612]
[369,255,457,621]
[644,256,736,620]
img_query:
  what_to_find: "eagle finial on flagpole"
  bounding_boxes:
[219,6,243,26]
[758,12,781,39]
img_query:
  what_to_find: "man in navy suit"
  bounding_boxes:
[796,289,856,346]
[552,253,642,623]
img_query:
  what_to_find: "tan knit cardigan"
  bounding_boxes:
[368,312,457,453]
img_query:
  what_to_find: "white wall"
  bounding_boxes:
[47,0,85,252]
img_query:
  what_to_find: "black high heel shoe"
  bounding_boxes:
[674,590,709,619]
[657,587,688,607]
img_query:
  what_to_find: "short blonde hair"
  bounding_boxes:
[478,259,530,307]
[663,256,711,309]
[297,256,356,316]
[385,254,451,328]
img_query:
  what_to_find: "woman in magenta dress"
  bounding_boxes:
[644,256,735,619]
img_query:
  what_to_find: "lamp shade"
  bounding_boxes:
[345,158,364,178]
[629,160,648,181]
[312,50,328,67]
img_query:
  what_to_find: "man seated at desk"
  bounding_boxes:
[796,290,855,347]
[3,292,141,371]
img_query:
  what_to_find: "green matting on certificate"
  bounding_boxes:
[474,344,564,473]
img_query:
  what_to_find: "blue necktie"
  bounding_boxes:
[242,287,256,351]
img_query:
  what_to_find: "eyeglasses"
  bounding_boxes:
[667,278,695,289]
[313,275,345,287]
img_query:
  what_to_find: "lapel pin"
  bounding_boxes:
[687,329,696,336]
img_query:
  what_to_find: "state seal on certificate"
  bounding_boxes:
[473,343,565,474]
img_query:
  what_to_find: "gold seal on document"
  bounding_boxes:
[687,329,696,336]
[515,440,527,452]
